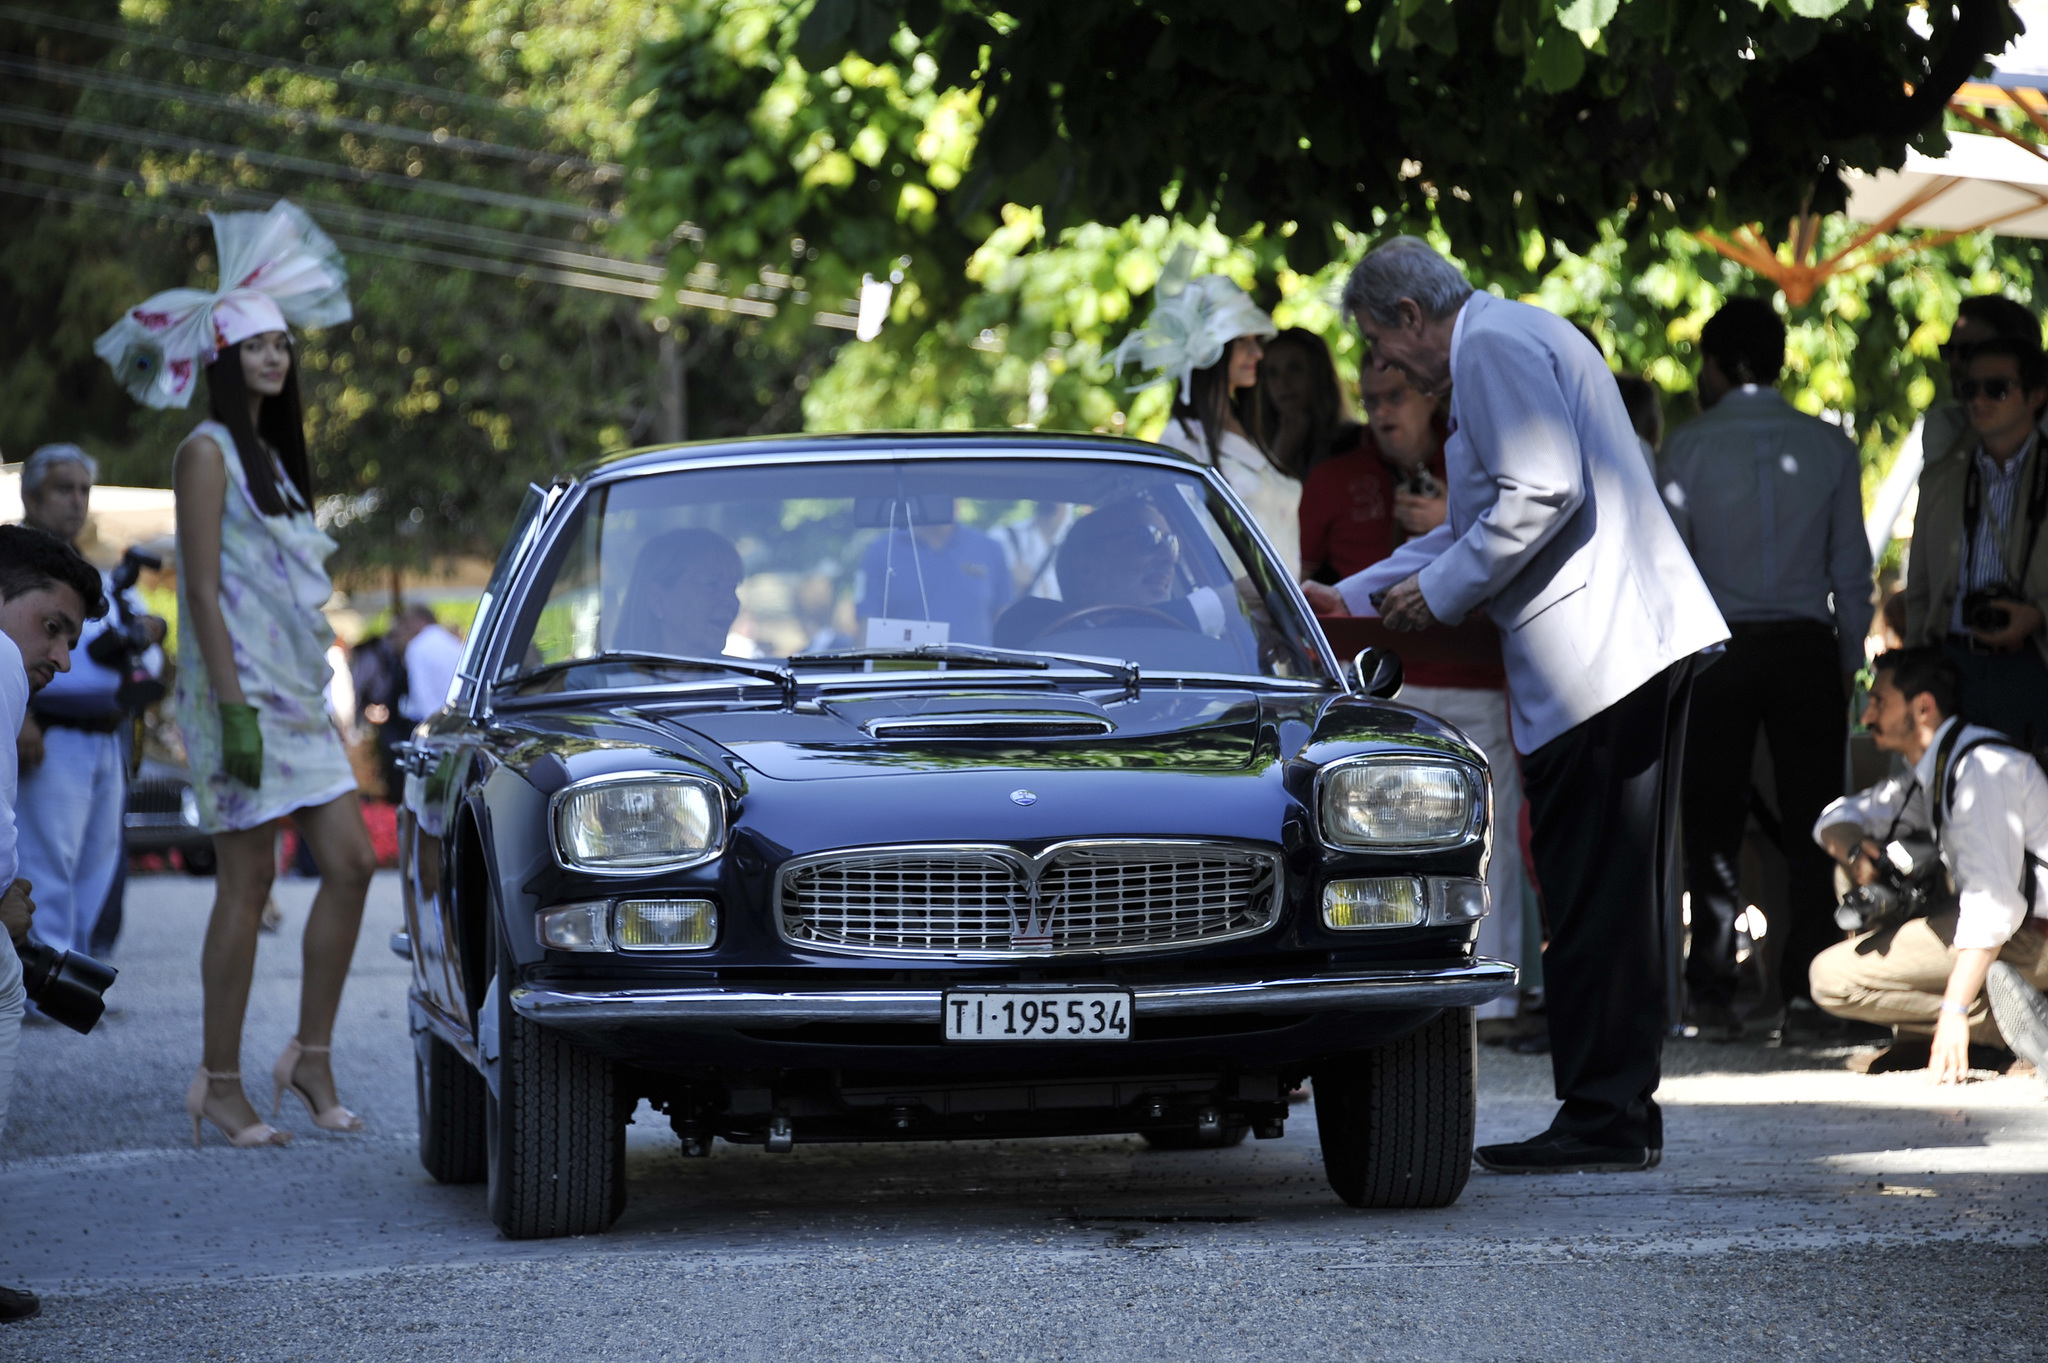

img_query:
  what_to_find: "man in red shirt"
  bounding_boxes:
[1301,361,1530,1032]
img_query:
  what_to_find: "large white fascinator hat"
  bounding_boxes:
[1109,247,1276,405]
[94,199,351,410]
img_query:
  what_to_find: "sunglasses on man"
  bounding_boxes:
[1957,376,2023,402]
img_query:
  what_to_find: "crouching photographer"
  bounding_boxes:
[1809,648,2048,1082]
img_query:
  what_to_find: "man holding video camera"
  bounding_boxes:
[1901,337,2048,750]
[0,521,107,1321]
[15,445,166,964]
[1809,648,2048,1080]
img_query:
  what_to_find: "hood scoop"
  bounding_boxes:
[863,713,1115,741]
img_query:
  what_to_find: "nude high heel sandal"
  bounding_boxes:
[186,1068,292,1148]
[272,1039,366,1133]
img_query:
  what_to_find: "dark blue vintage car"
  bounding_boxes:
[395,431,1515,1239]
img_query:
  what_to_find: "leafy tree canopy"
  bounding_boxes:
[627,0,2022,325]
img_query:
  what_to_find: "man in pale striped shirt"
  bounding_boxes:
[1903,338,2048,750]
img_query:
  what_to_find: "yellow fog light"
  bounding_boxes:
[614,898,718,952]
[1322,877,1426,930]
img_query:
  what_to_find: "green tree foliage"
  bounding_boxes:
[629,0,2041,481]
[801,197,2048,502]
[628,0,2020,321]
[0,0,832,571]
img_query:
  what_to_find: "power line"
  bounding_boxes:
[0,148,662,283]
[0,178,858,326]
[0,54,615,178]
[0,174,658,298]
[0,3,535,122]
[0,102,607,224]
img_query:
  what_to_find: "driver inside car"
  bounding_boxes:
[994,500,1231,647]
[612,528,747,657]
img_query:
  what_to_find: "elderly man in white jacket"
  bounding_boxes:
[1305,237,1728,1174]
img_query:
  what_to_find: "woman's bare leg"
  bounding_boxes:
[200,822,280,1131]
[282,791,376,1111]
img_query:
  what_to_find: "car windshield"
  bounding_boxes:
[497,455,1331,691]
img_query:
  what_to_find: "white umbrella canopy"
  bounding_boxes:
[1842,131,2048,241]
[1840,0,2048,240]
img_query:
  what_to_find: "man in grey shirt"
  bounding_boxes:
[1658,298,1874,1040]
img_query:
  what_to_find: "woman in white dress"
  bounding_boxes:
[97,202,376,1148]
[1113,267,1300,575]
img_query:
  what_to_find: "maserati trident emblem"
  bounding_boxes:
[1006,891,1064,949]
[1009,789,1037,806]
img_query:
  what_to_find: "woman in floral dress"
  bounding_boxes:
[99,202,376,1147]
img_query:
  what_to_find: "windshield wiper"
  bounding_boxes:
[788,643,1138,697]
[504,651,796,704]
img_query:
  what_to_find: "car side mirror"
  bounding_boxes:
[1352,647,1403,699]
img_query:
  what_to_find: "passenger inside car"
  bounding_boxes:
[857,504,1014,646]
[612,528,746,657]
[994,500,1232,647]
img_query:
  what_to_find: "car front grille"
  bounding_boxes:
[777,842,1281,958]
[128,778,187,817]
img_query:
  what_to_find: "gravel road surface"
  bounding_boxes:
[2,873,2043,1360]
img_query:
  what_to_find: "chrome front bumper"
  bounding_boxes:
[510,959,1518,1029]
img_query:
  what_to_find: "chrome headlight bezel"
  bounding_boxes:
[548,772,727,876]
[1315,754,1487,851]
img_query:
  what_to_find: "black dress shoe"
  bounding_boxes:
[1474,1131,1661,1174]
[0,1284,40,1321]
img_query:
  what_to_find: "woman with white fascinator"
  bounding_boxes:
[1112,253,1300,575]
[97,200,376,1149]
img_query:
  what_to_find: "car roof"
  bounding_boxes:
[579,429,1202,482]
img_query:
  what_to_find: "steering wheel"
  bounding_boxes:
[1031,603,1196,639]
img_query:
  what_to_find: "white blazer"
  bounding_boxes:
[1339,292,1727,753]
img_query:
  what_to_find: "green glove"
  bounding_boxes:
[219,702,263,789]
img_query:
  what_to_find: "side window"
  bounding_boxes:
[458,484,547,683]
[513,490,607,674]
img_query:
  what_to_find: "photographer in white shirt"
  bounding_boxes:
[1810,647,2048,1082]
[0,522,103,1323]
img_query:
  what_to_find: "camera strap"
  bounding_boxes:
[1935,727,2047,918]
[1962,436,2048,588]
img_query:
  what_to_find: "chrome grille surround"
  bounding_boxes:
[774,840,1283,959]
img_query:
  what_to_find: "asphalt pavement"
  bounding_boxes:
[2,873,2044,1361]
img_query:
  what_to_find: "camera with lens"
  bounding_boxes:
[85,546,166,712]
[13,935,117,1034]
[1960,586,2026,636]
[1834,834,1950,935]
[1401,469,1443,499]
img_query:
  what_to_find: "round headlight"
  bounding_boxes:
[1320,760,1481,849]
[553,775,725,872]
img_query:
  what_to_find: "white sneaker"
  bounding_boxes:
[1985,962,2048,1079]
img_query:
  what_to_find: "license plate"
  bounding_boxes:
[943,989,1132,1042]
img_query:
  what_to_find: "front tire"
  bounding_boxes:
[1314,1007,1476,1209]
[484,912,625,1239]
[416,1031,487,1184]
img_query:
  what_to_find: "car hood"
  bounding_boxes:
[659,687,1270,781]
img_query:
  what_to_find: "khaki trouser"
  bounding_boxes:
[1810,911,2048,1047]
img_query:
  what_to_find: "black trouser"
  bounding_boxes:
[1522,659,1695,1151]
[1680,622,1847,1009]
[1942,635,2048,750]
